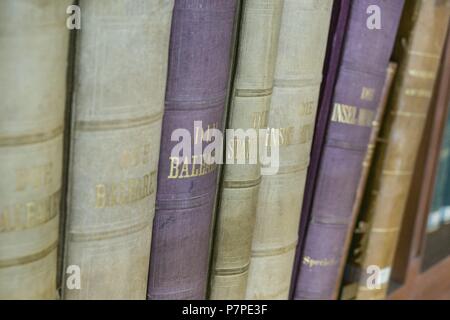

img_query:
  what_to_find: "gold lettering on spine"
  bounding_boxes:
[96,185,107,208]
[95,171,156,208]
[194,122,219,144]
[279,127,294,146]
[299,124,314,144]
[299,101,315,116]
[302,256,338,268]
[179,157,191,179]
[168,157,180,179]
[408,69,435,79]
[361,87,375,101]
[404,88,432,98]
[119,143,151,169]
[0,191,61,232]
[358,109,375,127]
[16,163,53,191]
[332,103,357,124]
[252,111,268,129]
[331,103,375,127]
[231,137,251,162]
[167,156,217,179]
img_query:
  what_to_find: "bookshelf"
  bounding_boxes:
[388,32,450,300]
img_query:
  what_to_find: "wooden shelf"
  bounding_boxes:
[390,257,450,299]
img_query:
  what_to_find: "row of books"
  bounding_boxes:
[1,0,450,300]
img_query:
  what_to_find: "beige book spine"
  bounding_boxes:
[355,0,450,300]
[245,0,333,300]
[0,0,71,299]
[209,0,284,300]
[62,0,174,299]
[340,62,398,301]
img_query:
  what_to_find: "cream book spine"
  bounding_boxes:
[0,0,72,299]
[245,0,333,300]
[61,0,174,299]
[209,0,284,300]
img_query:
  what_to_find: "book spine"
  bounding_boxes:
[355,0,450,300]
[293,0,404,300]
[356,63,398,216]
[290,0,352,299]
[209,0,284,300]
[205,0,242,299]
[147,0,238,300]
[245,0,333,300]
[340,63,398,300]
[62,0,174,299]
[0,1,71,299]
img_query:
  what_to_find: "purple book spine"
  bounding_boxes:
[147,0,237,300]
[293,0,404,300]
[290,0,352,299]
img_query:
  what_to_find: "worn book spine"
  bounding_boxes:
[354,0,450,300]
[209,0,284,300]
[293,0,404,300]
[0,1,71,300]
[340,63,398,300]
[205,0,242,298]
[147,0,238,300]
[245,0,333,300]
[290,0,352,298]
[62,0,174,300]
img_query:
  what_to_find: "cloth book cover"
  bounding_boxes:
[290,0,352,299]
[209,0,284,300]
[62,0,174,299]
[349,0,450,300]
[245,0,333,300]
[147,0,238,300]
[293,0,404,300]
[0,0,71,299]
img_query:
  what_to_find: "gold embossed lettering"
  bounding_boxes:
[299,101,315,116]
[302,256,338,268]
[15,163,53,191]
[358,109,375,127]
[332,103,357,124]
[408,69,435,80]
[94,172,156,208]
[179,158,191,178]
[332,103,374,127]
[0,192,60,232]
[361,87,375,101]
[252,111,268,129]
[96,184,107,208]
[299,124,314,144]
[168,157,180,179]
[405,88,432,98]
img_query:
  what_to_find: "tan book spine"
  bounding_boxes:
[340,62,398,300]
[245,0,333,300]
[355,0,450,300]
[61,0,174,299]
[209,0,284,300]
[0,1,71,299]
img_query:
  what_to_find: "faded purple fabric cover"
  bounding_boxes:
[290,0,352,299]
[293,0,404,300]
[147,0,237,300]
